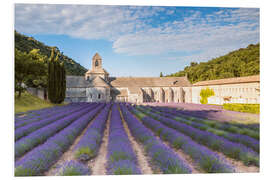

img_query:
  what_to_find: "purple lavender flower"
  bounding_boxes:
[135,105,259,167]
[147,106,259,152]
[15,103,101,159]
[15,103,94,141]
[119,104,192,174]
[15,103,105,176]
[106,104,141,175]
[55,160,91,176]
[73,104,111,161]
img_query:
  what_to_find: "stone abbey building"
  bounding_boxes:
[66,53,193,103]
[65,53,260,104]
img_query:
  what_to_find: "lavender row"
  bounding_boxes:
[127,105,234,173]
[15,103,82,129]
[15,103,105,176]
[15,104,73,122]
[54,160,91,176]
[154,106,259,139]
[119,103,192,174]
[154,103,259,132]
[73,103,111,161]
[135,106,259,167]
[145,106,259,153]
[15,103,94,141]
[15,104,100,159]
[106,104,141,175]
[15,106,59,121]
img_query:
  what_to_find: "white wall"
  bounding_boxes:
[191,82,260,104]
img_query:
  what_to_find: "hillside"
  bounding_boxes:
[167,44,260,83]
[15,92,62,114]
[15,31,87,76]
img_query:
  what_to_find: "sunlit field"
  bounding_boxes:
[15,102,259,176]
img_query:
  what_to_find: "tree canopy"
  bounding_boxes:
[15,49,47,97]
[167,44,260,83]
[15,31,87,76]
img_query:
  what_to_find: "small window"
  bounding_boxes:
[98,94,101,99]
[95,60,99,67]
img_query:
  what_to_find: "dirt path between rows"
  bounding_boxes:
[88,110,111,175]
[132,112,201,174]
[118,107,153,174]
[44,108,104,176]
[139,107,260,173]
[162,139,201,173]
[215,151,259,173]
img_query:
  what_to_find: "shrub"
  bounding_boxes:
[223,103,260,114]
[200,88,215,104]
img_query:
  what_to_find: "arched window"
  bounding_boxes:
[95,60,99,67]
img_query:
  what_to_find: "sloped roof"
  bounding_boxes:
[86,68,109,75]
[193,75,260,86]
[66,76,90,88]
[110,76,192,87]
[93,53,101,60]
[91,76,110,87]
[66,76,110,88]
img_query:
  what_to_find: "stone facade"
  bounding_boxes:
[191,75,260,104]
[65,53,260,104]
[65,53,192,103]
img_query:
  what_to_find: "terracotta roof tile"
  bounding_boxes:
[193,75,260,86]
[110,76,192,87]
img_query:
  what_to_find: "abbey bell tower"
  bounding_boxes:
[85,53,109,81]
[92,53,102,70]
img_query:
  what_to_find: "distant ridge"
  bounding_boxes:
[167,43,260,84]
[15,31,87,76]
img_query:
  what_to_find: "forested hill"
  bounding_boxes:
[15,31,87,76]
[167,43,260,84]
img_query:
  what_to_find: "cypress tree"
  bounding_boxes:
[48,49,55,103]
[48,49,66,104]
[59,62,66,102]
[54,53,60,103]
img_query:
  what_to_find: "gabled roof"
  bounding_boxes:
[66,76,110,88]
[91,76,110,87]
[193,75,260,86]
[66,76,90,88]
[86,68,109,75]
[110,76,192,87]
[93,53,101,60]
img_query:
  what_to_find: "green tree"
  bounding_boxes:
[160,72,163,77]
[48,49,66,104]
[167,43,260,83]
[15,49,47,98]
[200,87,215,104]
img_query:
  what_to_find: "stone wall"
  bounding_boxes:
[86,87,110,102]
[65,87,110,102]
[27,87,46,100]
[191,82,260,104]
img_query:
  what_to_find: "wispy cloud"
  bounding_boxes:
[15,4,259,62]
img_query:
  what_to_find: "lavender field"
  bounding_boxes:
[14,102,259,176]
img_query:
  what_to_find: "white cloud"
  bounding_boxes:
[15,4,259,62]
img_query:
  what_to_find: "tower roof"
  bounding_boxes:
[93,53,101,60]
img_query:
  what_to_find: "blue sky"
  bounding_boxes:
[15,4,259,77]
